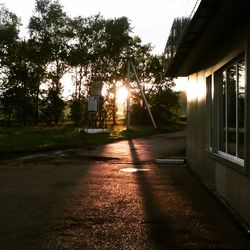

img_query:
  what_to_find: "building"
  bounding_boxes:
[165,0,250,228]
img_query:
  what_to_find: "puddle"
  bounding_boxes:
[120,168,150,173]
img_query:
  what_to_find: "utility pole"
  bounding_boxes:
[120,55,157,130]
[130,61,157,129]
[126,58,131,129]
[112,80,116,125]
[125,57,157,129]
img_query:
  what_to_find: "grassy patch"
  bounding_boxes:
[0,123,186,157]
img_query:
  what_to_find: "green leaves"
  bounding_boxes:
[0,0,179,128]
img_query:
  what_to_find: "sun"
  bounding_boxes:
[116,86,128,104]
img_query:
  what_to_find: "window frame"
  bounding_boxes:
[213,54,246,167]
[206,75,213,151]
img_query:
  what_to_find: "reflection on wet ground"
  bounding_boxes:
[120,167,150,172]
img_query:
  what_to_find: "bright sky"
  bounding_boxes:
[3,0,197,55]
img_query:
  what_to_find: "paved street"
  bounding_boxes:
[0,131,250,249]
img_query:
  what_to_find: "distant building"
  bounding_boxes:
[165,0,250,228]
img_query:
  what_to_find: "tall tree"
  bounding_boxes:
[104,17,130,125]
[164,17,189,59]
[67,14,107,125]
[0,7,23,125]
[126,39,179,125]
[28,0,70,124]
[67,15,131,126]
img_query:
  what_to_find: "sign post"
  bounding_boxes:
[88,77,102,127]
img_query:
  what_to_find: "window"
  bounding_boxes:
[206,75,213,150]
[216,57,245,165]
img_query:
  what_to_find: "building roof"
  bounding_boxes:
[165,0,250,77]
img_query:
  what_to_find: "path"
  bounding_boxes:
[0,131,249,249]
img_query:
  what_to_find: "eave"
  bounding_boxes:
[165,0,250,77]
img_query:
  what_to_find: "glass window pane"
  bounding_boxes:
[227,64,237,156]
[238,59,245,159]
[219,70,226,152]
[217,56,245,163]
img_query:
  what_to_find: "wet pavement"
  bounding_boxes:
[0,131,250,249]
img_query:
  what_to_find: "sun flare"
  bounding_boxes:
[116,86,128,104]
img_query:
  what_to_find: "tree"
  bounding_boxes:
[68,97,87,125]
[164,17,189,59]
[0,7,24,125]
[0,0,180,127]
[28,0,70,124]
[67,14,107,126]
[40,88,65,125]
[128,49,180,125]
[0,7,20,64]
[67,15,131,126]
[67,16,90,100]
[151,88,180,124]
[100,17,130,125]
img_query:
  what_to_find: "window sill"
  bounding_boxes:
[206,150,247,175]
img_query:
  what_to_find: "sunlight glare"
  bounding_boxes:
[120,168,150,173]
[174,77,187,92]
[187,77,206,102]
[117,86,128,104]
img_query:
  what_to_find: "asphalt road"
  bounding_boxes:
[0,131,250,249]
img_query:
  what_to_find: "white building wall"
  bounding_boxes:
[187,56,250,225]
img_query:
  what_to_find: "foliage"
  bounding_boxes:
[40,88,65,125]
[129,51,180,126]
[0,9,33,126]
[67,14,131,126]
[0,7,20,63]
[0,0,182,129]
[68,97,88,125]
[130,89,180,125]
[28,0,70,124]
[151,88,180,123]
[164,17,190,59]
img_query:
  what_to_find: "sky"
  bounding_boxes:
[2,0,198,55]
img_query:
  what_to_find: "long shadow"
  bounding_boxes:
[128,139,180,249]
[128,138,250,249]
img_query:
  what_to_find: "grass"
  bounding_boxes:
[0,122,186,158]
